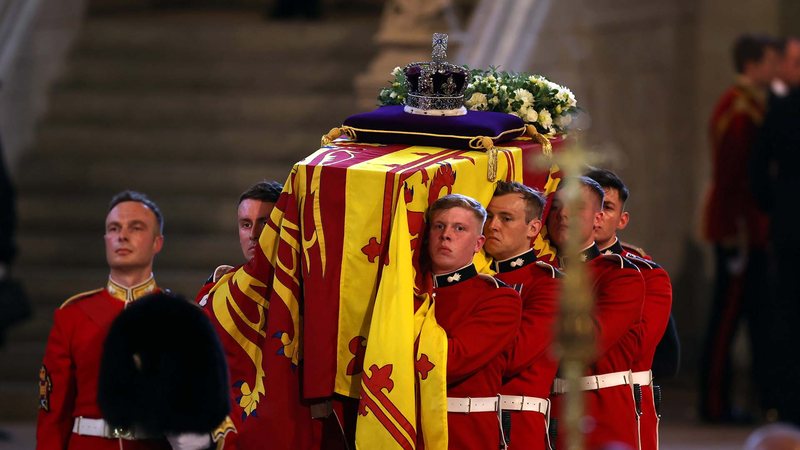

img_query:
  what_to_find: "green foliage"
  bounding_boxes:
[378,66,578,136]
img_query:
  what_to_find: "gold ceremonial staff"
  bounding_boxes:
[533,141,603,450]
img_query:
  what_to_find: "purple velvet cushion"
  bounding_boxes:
[342,105,525,149]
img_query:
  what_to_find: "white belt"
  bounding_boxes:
[631,370,652,386]
[72,417,158,440]
[499,395,549,414]
[552,370,632,394]
[447,396,499,413]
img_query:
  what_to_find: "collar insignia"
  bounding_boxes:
[107,275,157,302]
[434,264,478,288]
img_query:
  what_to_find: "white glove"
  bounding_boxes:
[166,432,212,450]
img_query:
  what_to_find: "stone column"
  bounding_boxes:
[354,0,456,111]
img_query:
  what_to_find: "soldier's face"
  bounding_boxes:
[546,186,602,250]
[238,199,275,261]
[428,207,485,274]
[484,193,541,261]
[104,201,163,274]
[594,188,629,247]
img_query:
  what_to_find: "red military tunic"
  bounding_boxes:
[37,277,171,450]
[603,239,673,450]
[493,249,561,450]
[196,262,265,450]
[432,264,521,450]
[552,244,645,450]
[702,78,769,247]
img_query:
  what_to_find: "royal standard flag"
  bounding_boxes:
[204,137,560,449]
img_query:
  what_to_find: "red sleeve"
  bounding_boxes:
[36,309,76,450]
[640,268,673,366]
[714,113,759,194]
[447,288,521,383]
[505,274,559,376]
[593,266,645,360]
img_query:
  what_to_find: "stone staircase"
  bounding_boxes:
[0,8,379,420]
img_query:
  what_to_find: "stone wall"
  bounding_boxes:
[525,0,782,370]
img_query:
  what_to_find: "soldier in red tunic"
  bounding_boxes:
[700,34,778,423]
[36,191,172,450]
[585,168,674,450]
[426,194,522,450]
[546,177,645,450]
[482,181,560,450]
[196,180,282,307]
[193,180,282,450]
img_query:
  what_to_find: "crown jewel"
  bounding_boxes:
[403,33,470,116]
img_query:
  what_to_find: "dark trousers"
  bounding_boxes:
[699,245,770,421]
[766,244,800,424]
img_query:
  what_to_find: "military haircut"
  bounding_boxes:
[493,180,546,221]
[584,167,630,206]
[239,180,283,205]
[733,34,777,74]
[108,190,164,235]
[556,176,605,211]
[427,193,487,229]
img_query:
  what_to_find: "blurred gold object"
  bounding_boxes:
[532,140,602,450]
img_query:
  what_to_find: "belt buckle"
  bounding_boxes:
[518,395,526,411]
[467,397,472,414]
[593,375,601,390]
[112,427,134,440]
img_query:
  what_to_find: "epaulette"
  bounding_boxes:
[477,273,509,289]
[60,288,104,309]
[620,241,649,259]
[534,260,563,278]
[205,264,235,284]
[625,253,661,270]
[600,253,640,271]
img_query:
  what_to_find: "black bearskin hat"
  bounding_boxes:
[98,291,229,434]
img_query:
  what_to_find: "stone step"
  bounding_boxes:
[15,159,295,196]
[17,192,252,234]
[57,56,361,94]
[73,12,378,62]
[44,91,357,129]
[15,232,243,271]
[31,125,323,163]
[0,342,45,384]
[0,382,37,421]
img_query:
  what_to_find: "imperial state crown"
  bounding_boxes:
[403,33,469,116]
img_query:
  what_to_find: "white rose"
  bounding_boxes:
[538,109,553,129]
[555,114,573,128]
[391,66,402,77]
[513,88,534,107]
[390,91,397,99]
[465,92,488,110]
[525,108,539,123]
